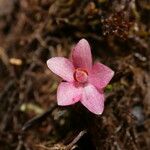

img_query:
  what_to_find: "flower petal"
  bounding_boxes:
[81,84,104,115]
[72,39,92,70]
[57,82,82,106]
[89,62,114,89]
[47,57,74,82]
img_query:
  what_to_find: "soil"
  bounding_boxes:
[0,0,150,150]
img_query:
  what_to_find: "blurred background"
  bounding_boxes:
[0,0,149,150]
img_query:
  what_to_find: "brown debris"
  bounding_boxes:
[0,0,149,150]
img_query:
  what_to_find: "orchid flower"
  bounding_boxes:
[47,39,114,115]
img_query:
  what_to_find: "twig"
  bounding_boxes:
[0,80,16,101]
[17,104,57,150]
[21,103,57,132]
[66,130,87,150]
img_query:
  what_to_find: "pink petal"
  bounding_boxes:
[72,39,92,70]
[57,82,82,106]
[81,84,104,115]
[89,62,114,89]
[47,57,75,82]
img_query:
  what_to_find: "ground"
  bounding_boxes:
[0,0,150,150]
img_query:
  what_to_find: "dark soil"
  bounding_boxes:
[0,0,149,150]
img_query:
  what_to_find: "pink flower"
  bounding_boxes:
[47,39,114,115]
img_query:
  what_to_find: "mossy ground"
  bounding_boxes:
[0,0,149,150]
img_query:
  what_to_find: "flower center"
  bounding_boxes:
[74,68,88,83]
